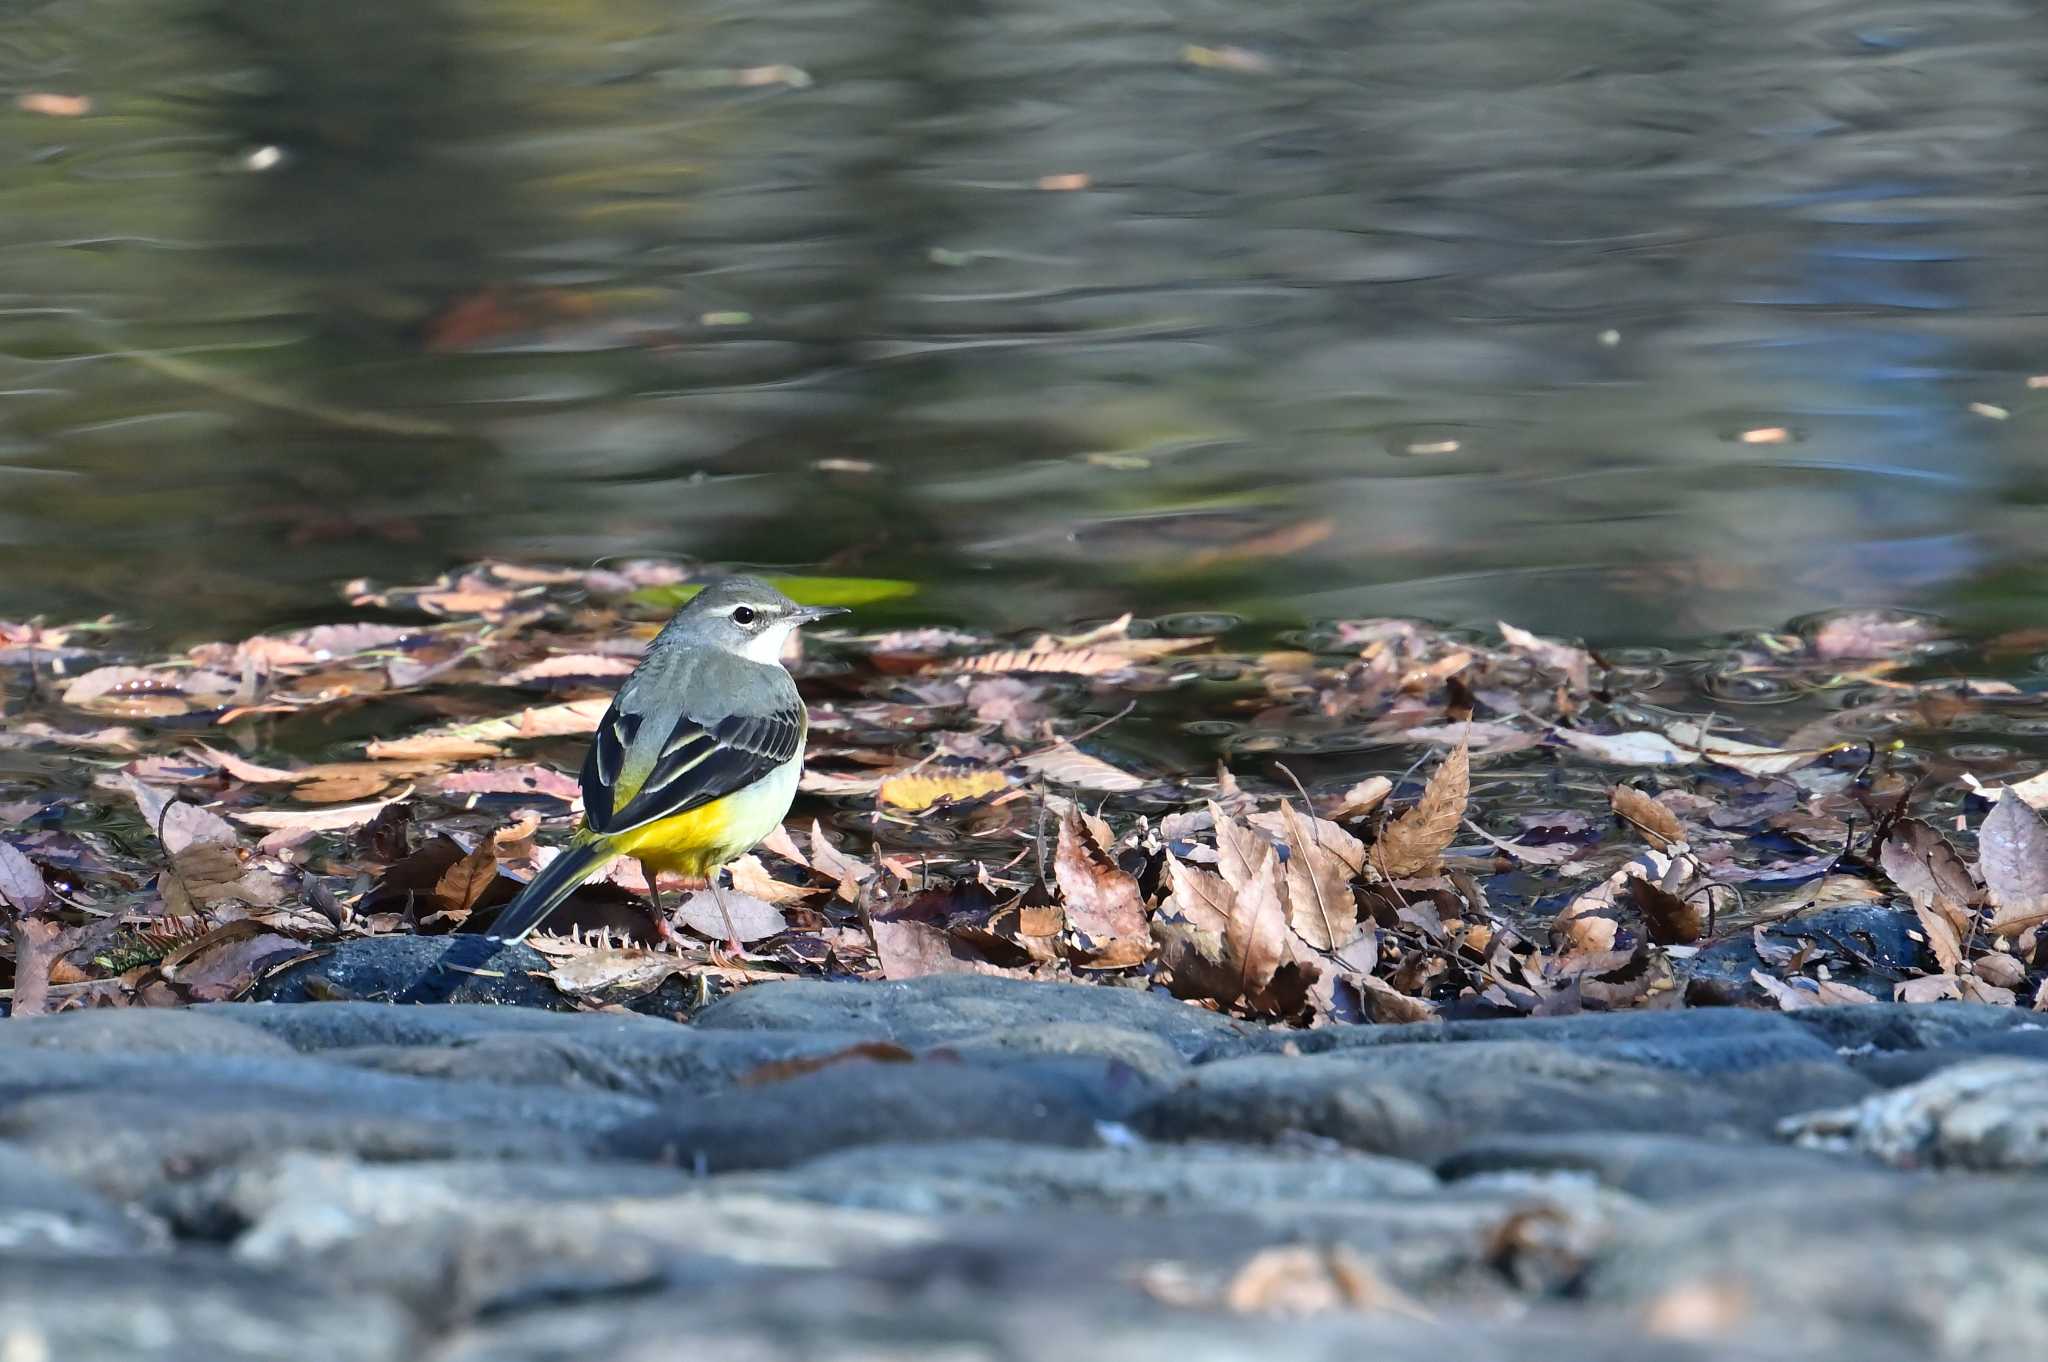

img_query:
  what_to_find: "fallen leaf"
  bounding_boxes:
[1611,785,1684,851]
[878,766,1009,811]
[230,792,412,832]
[431,765,583,802]
[1879,818,1976,913]
[1222,1243,1425,1316]
[1498,621,1592,692]
[1912,902,1965,975]
[727,854,818,906]
[1624,875,1702,946]
[1053,812,1150,968]
[1752,970,1876,1011]
[1665,722,1819,777]
[1551,729,1694,767]
[1327,775,1392,820]
[8,917,74,1017]
[672,889,787,944]
[503,654,638,684]
[1015,746,1147,793]
[1979,791,2048,935]
[1373,743,1468,878]
[546,948,695,996]
[809,821,872,901]
[1972,952,2027,990]
[1556,849,1673,953]
[1268,803,1364,953]
[0,841,51,914]
[947,647,1143,677]
[432,840,501,915]
[157,920,311,1002]
[872,916,988,978]
[365,735,505,762]
[1811,611,1938,661]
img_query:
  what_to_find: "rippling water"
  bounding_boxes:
[4,0,2048,646]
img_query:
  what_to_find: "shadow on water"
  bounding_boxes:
[3,0,2048,646]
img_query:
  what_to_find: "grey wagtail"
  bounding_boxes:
[486,576,846,944]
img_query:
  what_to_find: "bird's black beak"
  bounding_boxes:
[790,604,851,624]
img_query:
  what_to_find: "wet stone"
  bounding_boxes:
[689,975,1258,1060]
[603,1055,1151,1172]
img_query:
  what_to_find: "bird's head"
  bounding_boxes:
[663,575,849,662]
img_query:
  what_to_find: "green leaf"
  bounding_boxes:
[631,575,917,611]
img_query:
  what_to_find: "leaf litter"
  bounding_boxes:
[2,565,2047,1019]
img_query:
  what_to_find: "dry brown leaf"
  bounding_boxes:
[1981,791,2048,935]
[365,734,504,762]
[1225,848,1292,1006]
[1373,743,1469,878]
[809,821,872,902]
[547,948,695,996]
[1972,952,2027,990]
[1328,775,1392,820]
[432,840,501,915]
[1271,803,1363,953]
[945,647,1143,677]
[230,792,412,832]
[1752,970,1876,1010]
[8,917,74,1017]
[1624,875,1702,946]
[1053,811,1150,969]
[1880,818,1976,913]
[1610,785,1684,851]
[1913,902,1964,975]
[157,920,311,1002]
[727,853,818,905]
[1556,849,1673,954]
[1210,803,1275,894]
[872,916,989,978]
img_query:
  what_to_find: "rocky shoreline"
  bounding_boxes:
[2,976,2044,1360]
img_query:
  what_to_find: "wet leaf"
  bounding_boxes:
[1053,811,1150,968]
[432,840,502,915]
[1610,785,1684,851]
[1912,902,1965,975]
[1015,746,1147,793]
[431,765,582,802]
[1327,775,1392,820]
[1373,743,1468,878]
[878,766,1009,811]
[1752,970,1876,1011]
[1811,611,1939,661]
[231,792,412,833]
[1665,722,1820,777]
[872,915,988,978]
[809,821,872,902]
[0,840,49,913]
[157,920,311,1002]
[1551,730,1694,767]
[1498,621,1592,692]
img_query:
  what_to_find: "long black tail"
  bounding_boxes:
[486,841,613,943]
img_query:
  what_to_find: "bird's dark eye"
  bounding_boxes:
[730,606,758,626]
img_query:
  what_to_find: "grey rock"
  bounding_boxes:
[0,1251,415,1362]
[250,935,566,1008]
[0,1008,292,1058]
[1438,1131,1897,1201]
[724,1138,1437,1215]
[1584,1178,2048,1361]
[1780,1058,2048,1171]
[1789,1002,2030,1054]
[604,1055,1151,1171]
[1303,1006,1849,1075]
[1135,1042,1871,1158]
[0,1141,165,1254]
[197,1000,684,1052]
[431,1271,1866,1362]
[941,1021,1191,1085]
[0,1049,654,1204]
[219,1151,939,1322]
[690,975,1255,1060]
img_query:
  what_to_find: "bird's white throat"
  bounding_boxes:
[740,620,802,664]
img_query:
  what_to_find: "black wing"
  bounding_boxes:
[580,698,804,835]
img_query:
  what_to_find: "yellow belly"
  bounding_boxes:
[595,758,799,879]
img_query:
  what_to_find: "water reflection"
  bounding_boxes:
[2,0,2047,645]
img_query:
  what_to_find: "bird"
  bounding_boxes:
[485,576,846,945]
